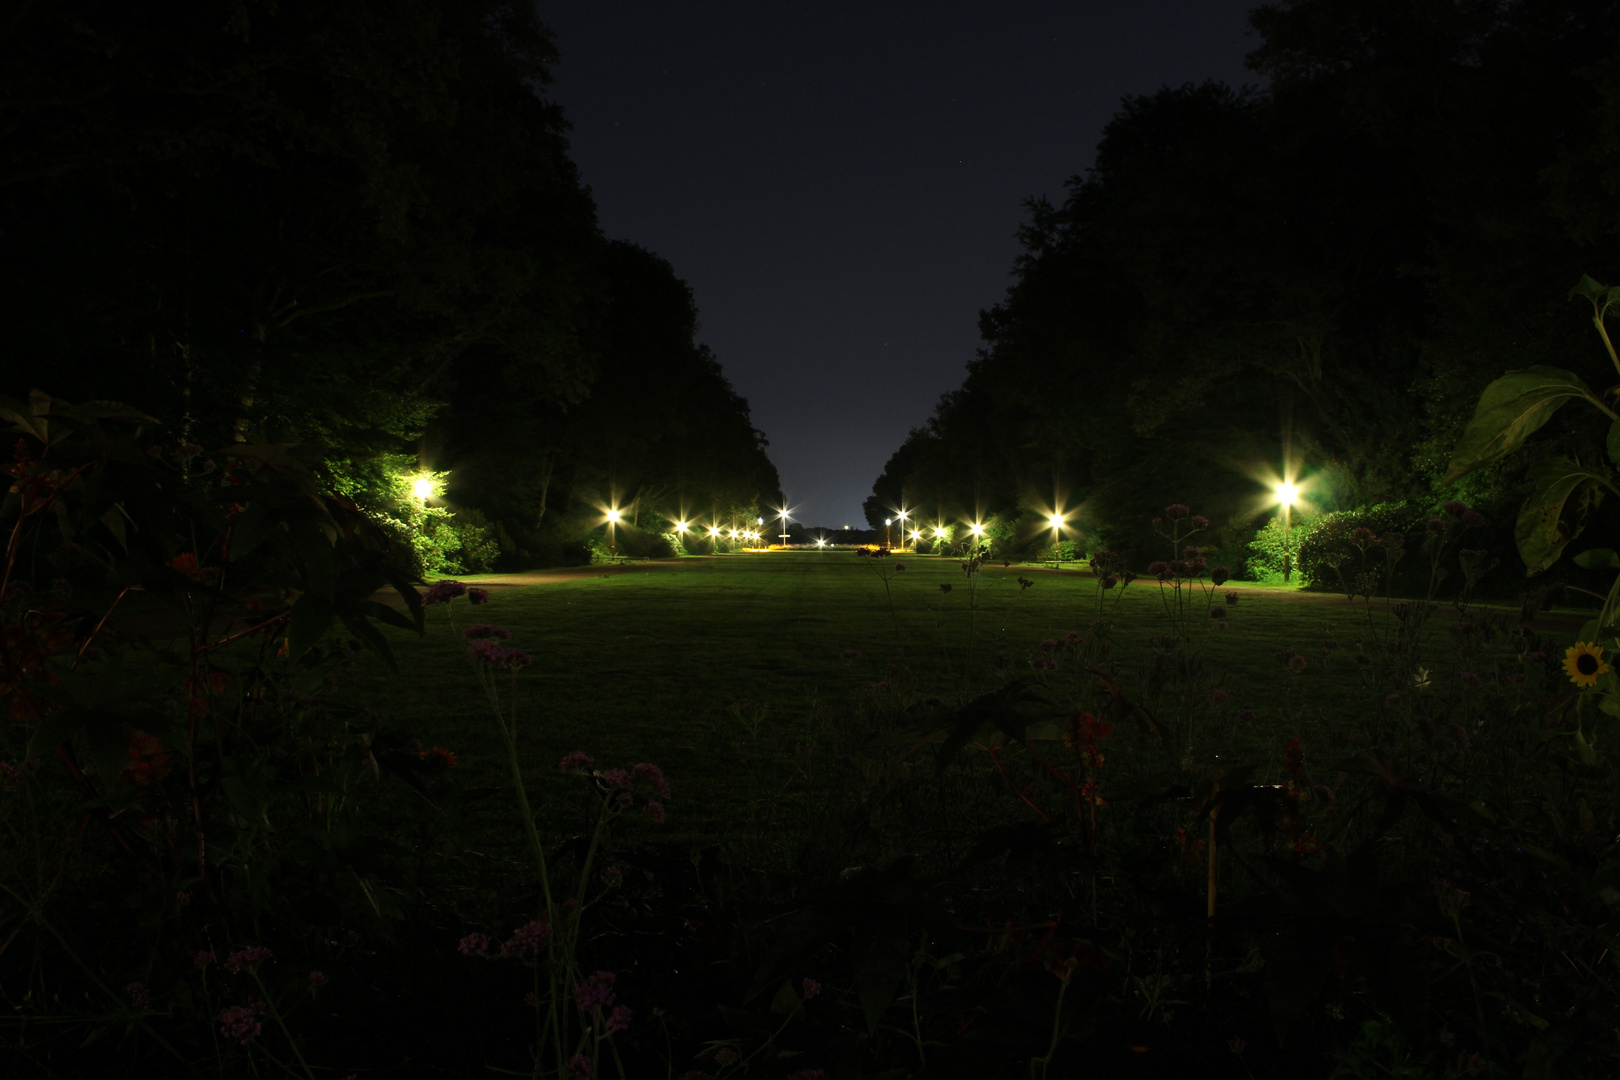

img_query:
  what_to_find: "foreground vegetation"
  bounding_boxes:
[3,398,1614,1078]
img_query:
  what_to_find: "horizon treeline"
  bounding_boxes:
[866,0,1620,581]
[0,0,781,570]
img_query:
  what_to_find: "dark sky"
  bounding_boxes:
[540,1,1260,527]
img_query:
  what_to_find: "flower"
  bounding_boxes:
[633,762,671,797]
[713,1048,740,1066]
[1192,515,1210,529]
[1237,709,1255,723]
[501,920,553,958]
[1229,1036,1247,1054]
[309,970,328,986]
[645,799,667,823]
[567,1054,593,1079]
[802,977,821,999]
[1287,654,1308,673]
[468,638,532,671]
[1148,560,1168,575]
[218,1002,266,1045]
[1461,510,1487,528]
[606,1004,633,1032]
[224,946,272,973]
[419,746,458,768]
[1210,565,1228,585]
[125,982,153,1010]
[938,582,952,593]
[423,580,468,605]
[468,587,490,604]
[559,751,595,773]
[601,768,633,790]
[1458,671,1480,686]
[1210,606,1227,620]
[458,932,493,956]
[1563,641,1609,687]
[1164,504,1190,519]
[1443,500,1468,518]
[1211,690,1231,705]
[574,971,617,1012]
[126,729,172,786]
[193,950,216,969]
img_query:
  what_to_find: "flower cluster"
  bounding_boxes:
[224,945,272,974]
[218,1001,266,1045]
[468,634,532,671]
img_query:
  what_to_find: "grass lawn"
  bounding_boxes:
[343,552,1557,849]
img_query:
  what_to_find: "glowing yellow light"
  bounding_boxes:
[909,530,921,540]
[1276,482,1300,506]
[709,526,720,537]
[606,508,622,524]
[884,518,892,526]
[897,508,908,520]
[934,527,945,537]
[727,529,737,539]
[411,476,436,500]
[675,520,688,532]
[970,522,985,536]
[815,538,826,547]
[1048,513,1064,529]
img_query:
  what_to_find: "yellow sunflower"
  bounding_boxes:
[1563,641,1610,687]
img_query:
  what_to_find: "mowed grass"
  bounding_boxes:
[340,552,1549,851]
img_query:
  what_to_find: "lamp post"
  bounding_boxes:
[883,518,892,549]
[778,507,791,547]
[1048,512,1065,566]
[896,508,909,550]
[1275,481,1300,582]
[605,507,622,555]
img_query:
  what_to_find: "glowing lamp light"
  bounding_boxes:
[708,526,720,537]
[969,522,985,537]
[884,518,892,526]
[606,508,622,524]
[1275,481,1300,506]
[411,476,436,501]
[1048,513,1064,529]
[675,520,688,532]
[815,538,826,547]
[934,527,945,538]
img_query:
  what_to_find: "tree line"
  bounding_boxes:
[866,0,1620,587]
[0,0,780,570]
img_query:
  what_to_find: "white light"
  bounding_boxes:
[815,538,826,547]
[675,520,688,532]
[934,527,945,537]
[709,526,720,537]
[1048,514,1064,529]
[1276,482,1300,506]
[884,518,891,526]
[411,476,435,500]
[606,508,622,524]
[970,522,985,536]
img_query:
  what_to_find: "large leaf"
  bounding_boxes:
[1571,274,1620,322]
[1515,458,1614,575]
[1444,367,1605,483]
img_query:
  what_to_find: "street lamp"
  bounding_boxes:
[778,507,791,547]
[1275,481,1301,582]
[605,507,622,555]
[883,517,893,548]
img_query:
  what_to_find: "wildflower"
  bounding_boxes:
[1461,510,1486,528]
[633,762,671,797]
[1168,559,1190,576]
[567,1055,593,1079]
[802,977,821,999]
[1217,620,1229,630]
[1148,560,1168,575]
[574,971,617,1013]
[1018,576,1034,590]
[1031,657,1057,670]
[1164,504,1190,519]
[559,751,595,773]
[1192,515,1210,529]
[1041,638,1059,650]
[462,623,511,640]
[1287,654,1307,673]
[1385,694,1401,705]
[309,970,328,986]
[602,768,633,790]
[419,746,458,768]
[1563,642,1609,687]
[218,1002,266,1045]
[1427,517,1447,534]
[423,580,468,605]
[1210,606,1227,620]
[1457,1051,1486,1076]
[646,799,667,823]
[1210,565,1228,585]
[224,946,272,973]
[786,1069,830,1080]
[193,950,215,969]
[1352,527,1375,543]
[468,587,490,604]
[1100,576,1117,589]
[1529,651,1548,662]
[500,920,553,958]
[126,729,172,786]
[714,1048,740,1066]
[168,552,204,580]
[839,649,862,659]
[1435,878,1472,918]
[894,563,905,572]
[125,982,153,1010]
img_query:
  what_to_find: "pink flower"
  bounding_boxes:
[802,977,821,1000]
[468,587,490,605]
[308,970,328,986]
[645,799,667,823]
[567,1054,593,1078]
[601,769,633,791]
[458,932,494,956]
[218,1002,266,1045]
[559,751,595,773]
[1192,515,1210,529]
[125,982,153,1010]
[713,1048,740,1066]
[574,971,617,1012]
[193,950,216,970]
[462,623,511,640]
[633,762,671,797]
[500,920,553,958]
[224,946,272,974]
[606,1004,632,1032]
[1164,504,1190,519]
[423,580,468,605]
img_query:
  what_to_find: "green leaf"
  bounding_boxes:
[1570,274,1620,321]
[1444,367,1605,483]
[287,594,334,659]
[768,980,802,1015]
[1574,548,1620,570]
[340,613,397,672]
[1516,458,1614,575]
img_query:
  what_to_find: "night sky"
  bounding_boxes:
[541,1,1260,527]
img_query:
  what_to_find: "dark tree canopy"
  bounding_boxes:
[869,0,1620,572]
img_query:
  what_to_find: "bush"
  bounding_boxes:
[1296,501,1419,590]
[1246,510,1320,582]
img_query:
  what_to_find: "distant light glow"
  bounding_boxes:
[411,476,436,501]
[970,522,985,536]
[606,508,622,524]
[1048,513,1064,529]
[815,538,826,547]
[1276,482,1300,506]
[708,526,720,537]
[675,520,688,532]
[884,518,891,526]
[934,527,945,537]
